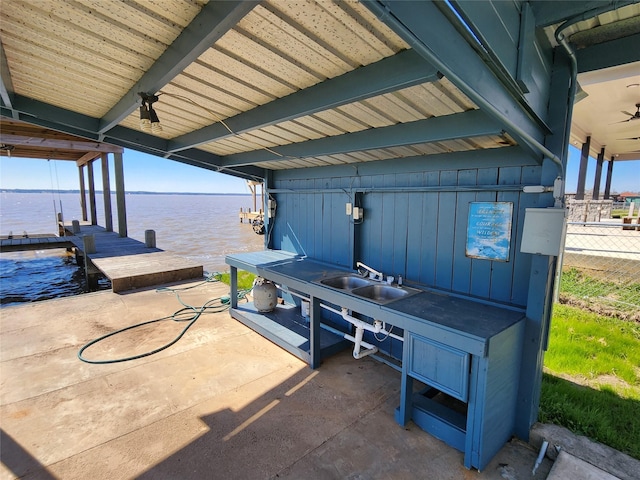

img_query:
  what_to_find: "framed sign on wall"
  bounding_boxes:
[466,202,513,262]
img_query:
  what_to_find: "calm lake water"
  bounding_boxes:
[0,192,265,306]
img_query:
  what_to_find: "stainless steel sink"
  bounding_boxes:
[320,274,372,289]
[317,273,421,304]
[351,284,420,304]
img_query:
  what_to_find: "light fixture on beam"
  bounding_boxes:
[138,93,162,134]
[139,102,151,132]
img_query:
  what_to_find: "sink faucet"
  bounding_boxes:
[356,262,383,281]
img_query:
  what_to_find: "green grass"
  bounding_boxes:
[545,304,640,387]
[541,304,640,459]
[611,209,638,218]
[539,374,640,459]
[214,271,256,290]
[561,268,635,301]
[559,268,640,319]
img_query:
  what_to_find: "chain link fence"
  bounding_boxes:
[559,220,640,321]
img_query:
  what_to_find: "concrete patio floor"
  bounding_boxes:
[1,279,556,479]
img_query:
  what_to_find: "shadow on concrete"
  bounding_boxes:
[136,358,418,480]
[1,428,57,479]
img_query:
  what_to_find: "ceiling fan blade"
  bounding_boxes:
[618,137,640,140]
[621,111,634,116]
[610,119,631,124]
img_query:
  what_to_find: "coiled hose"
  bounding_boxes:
[78,274,249,364]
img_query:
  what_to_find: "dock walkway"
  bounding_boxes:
[0,233,72,252]
[1,224,203,293]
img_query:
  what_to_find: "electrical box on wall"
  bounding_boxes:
[353,207,363,221]
[520,208,566,256]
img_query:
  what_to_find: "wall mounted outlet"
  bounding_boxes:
[346,202,353,216]
[353,206,363,221]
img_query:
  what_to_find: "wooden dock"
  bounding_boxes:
[2,224,203,293]
[239,208,263,223]
[1,233,73,252]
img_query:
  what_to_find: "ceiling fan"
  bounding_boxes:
[618,103,640,123]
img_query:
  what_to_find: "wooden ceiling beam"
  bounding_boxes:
[0,133,123,153]
[76,152,102,166]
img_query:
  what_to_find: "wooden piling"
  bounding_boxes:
[145,230,156,248]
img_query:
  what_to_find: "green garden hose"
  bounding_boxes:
[78,274,249,364]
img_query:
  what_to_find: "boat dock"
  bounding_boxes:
[238,208,263,223]
[0,233,72,252]
[239,180,265,226]
[1,223,203,293]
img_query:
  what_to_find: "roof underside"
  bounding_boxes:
[1,0,639,179]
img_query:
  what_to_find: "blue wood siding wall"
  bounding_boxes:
[271,149,547,308]
[271,177,352,268]
[358,167,533,306]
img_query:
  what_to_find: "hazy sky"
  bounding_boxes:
[0,146,637,194]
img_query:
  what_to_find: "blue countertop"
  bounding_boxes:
[226,251,525,356]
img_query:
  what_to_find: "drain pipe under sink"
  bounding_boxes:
[329,305,384,359]
[348,326,378,360]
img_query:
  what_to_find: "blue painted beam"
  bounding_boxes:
[10,94,100,134]
[577,33,640,73]
[362,0,546,163]
[2,94,263,181]
[168,157,265,181]
[103,125,170,155]
[447,0,541,117]
[97,1,258,134]
[104,126,264,180]
[0,41,15,111]
[167,49,440,153]
[220,109,502,167]
[271,146,534,181]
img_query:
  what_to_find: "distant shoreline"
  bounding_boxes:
[0,189,251,196]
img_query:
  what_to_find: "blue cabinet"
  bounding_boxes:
[407,333,470,402]
[398,318,525,471]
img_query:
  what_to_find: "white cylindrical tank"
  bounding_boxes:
[252,277,277,312]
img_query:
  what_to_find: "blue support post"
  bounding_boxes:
[592,147,605,199]
[309,296,321,369]
[230,266,238,309]
[575,136,591,200]
[396,329,414,426]
[604,157,614,199]
[515,48,572,439]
